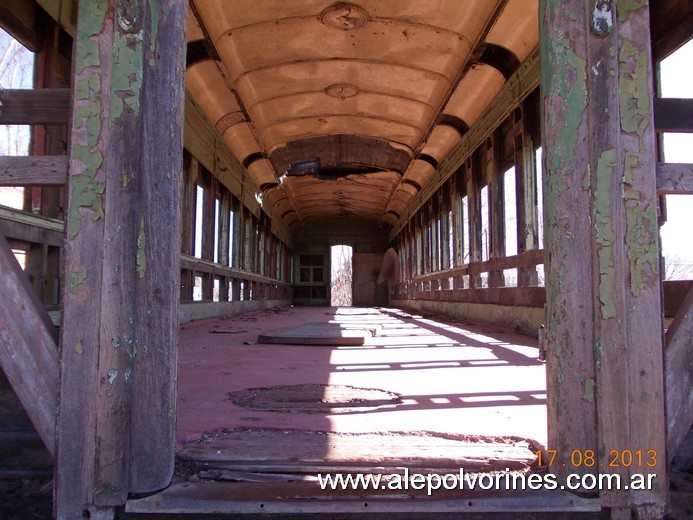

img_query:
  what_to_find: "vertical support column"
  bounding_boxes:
[541,1,667,518]
[489,131,506,287]
[468,156,482,288]
[57,1,186,517]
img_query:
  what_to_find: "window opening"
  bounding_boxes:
[0,28,35,211]
[503,167,518,286]
[194,185,204,259]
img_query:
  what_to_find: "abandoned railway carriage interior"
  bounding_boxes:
[0,0,691,518]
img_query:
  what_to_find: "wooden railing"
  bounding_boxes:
[180,254,292,303]
[395,249,546,307]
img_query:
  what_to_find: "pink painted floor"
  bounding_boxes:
[177,306,548,450]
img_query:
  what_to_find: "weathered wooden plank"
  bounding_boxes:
[127,481,601,515]
[663,280,693,318]
[0,210,63,246]
[656,162,693,194]
[56,1,186,517]
[415,286,545,308]
[180,255,291,287]
[412,249,544,284]
[128,0,186,495]
[665,286,693,462]
[654,98,693,133]
[0,233,58,457]
[542,2,667,516]
[0,88,70,125]
[0,155,67,185]
[542,0,599,490]
[650,0,693,61]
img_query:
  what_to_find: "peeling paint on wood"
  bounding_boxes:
[594,149,617,319]
[616,0,647,22]
[69,270,88,294]
[136,217,147,278]
[618,40,650,150]
[623,153,659,296]
[110,30,144,126]
[583,378,596,403]
[68,175,106,238]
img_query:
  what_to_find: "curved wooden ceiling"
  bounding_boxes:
[186,0,538,228]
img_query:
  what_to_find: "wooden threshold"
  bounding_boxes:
[126,480,601,515]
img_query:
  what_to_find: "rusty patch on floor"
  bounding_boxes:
[227,384,402,414]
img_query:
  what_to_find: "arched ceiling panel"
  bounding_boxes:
[259,116,423,153]
[236,60,449,109]
[186,1,539,230]
[442,64,506,126]
[486,0,540,62]
[220,123,262,162]
[186,61,241,127]
[249,91,435,135]
[420,125,463,163]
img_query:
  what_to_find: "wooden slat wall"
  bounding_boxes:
[0,88,70,125]
[0,155,67,185]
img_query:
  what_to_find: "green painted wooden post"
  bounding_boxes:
[56,0,186,517]
[541,1,667,518]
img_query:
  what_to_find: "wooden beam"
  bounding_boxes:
[0,155,68,186]
[656,163,693,194]
[650,0,693,61]
[0,233,57,457]
[0,88,70,125]
[665,286,693,463]
[654,98,693,133]
[415,286,545,307]
[56,1,186,517]
[541,2,667,516]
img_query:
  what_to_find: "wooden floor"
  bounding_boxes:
[176,306,548,471]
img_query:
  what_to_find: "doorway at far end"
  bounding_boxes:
[330,245,353,306]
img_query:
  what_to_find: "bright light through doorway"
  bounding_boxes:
[331,245,353,306]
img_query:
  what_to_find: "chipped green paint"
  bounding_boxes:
[121,171,129,188]
[540,1,588,269]
[75,339,84,355]
[583,378,596,403]
[74,0,107,73]
[149,0,160,67]
[594,149,617,319]
[69,270,88,294]
[540,3,587,178]
[107,369,118,384]
[72,100,103,173]
[640,391,651,404]
[136,217,147,278]
[619,40,651,151]
[111,336,121,349]
[617,0,646,22]
[75,74,101,102]
[109,30,144,126]
[624,152,659,296]
[70,0,107,224]
[68,175,106,238]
